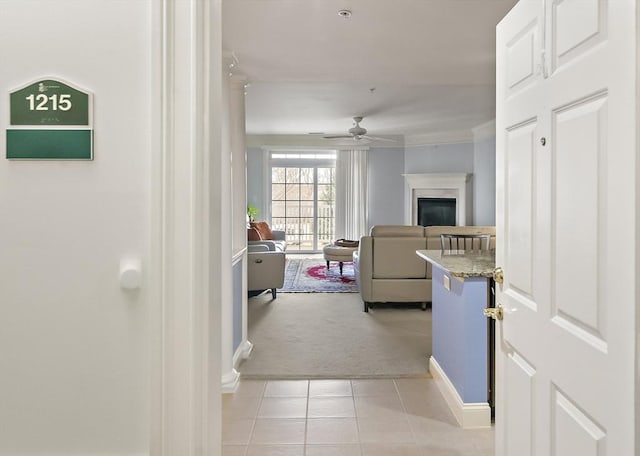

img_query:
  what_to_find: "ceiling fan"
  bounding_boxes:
[323,116,394,142]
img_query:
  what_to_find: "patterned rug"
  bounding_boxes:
[281,258,359,293]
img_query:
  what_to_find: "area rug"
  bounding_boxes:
[281,257,358,293]
[241,292,432,378]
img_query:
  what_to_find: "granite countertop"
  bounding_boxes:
[416,249,496,279]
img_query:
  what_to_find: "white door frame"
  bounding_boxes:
[150,0,223,454]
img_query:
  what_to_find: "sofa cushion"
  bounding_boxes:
[372,237,427,279]
[250,221,274,240]
[370,225,425,237]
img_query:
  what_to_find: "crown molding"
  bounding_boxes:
[471,119,496,142]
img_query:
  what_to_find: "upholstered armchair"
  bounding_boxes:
[247,221,287,252]
[247,244,285,299]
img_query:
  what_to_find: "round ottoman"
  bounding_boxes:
[322,244,358,275]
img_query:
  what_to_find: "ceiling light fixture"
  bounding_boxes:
[338,9,352,18]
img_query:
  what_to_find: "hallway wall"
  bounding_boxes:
[0,2,153,454]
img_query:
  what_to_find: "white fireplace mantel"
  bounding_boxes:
[402,173,473,226]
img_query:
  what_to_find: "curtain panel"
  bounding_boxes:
[335,149,368,240]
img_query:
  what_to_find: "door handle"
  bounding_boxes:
[483,305,504,320]
[493,266,504,284]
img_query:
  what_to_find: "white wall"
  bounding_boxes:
[472,123,496,225]
[404,142,475,224]
[404,143,474,174]
[0,1,151,454]
[367,147,405,228]
[246,147,265,216]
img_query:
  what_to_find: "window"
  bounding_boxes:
[270,151,336,252]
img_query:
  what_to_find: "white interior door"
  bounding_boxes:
[495,0,637,455]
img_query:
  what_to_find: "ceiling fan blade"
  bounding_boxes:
[362,135,397,142]
[322,135,354,139]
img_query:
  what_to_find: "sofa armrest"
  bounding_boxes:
[248,244,270,253]
[354,236,374,301]
[247,251,286,291]
[248,240,276,251]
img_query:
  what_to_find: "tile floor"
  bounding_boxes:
[223,377,494,456]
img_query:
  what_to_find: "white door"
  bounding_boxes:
[495,0,636,455]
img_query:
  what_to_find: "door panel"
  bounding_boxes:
[552,93,608,346]
[496,0,636,455]
[505,17,541,96]
[504,351,536,456]
[553,387,606,455]
[551,0,607,72]
[506,121,536,298]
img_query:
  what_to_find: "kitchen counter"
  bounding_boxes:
[416,248,495,428]
[416,249,495,279]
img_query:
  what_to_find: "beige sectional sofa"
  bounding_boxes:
[353,225,495,312]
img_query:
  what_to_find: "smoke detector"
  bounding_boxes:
[338,9,352,18]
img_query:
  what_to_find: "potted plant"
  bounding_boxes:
[247,204,259,223]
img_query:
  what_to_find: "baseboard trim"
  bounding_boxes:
[429,356,491,429]
[221,368,240,393]
[233,339,253,370]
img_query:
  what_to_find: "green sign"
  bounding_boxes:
[7,130,93,160]
[7,78,93,160]
[10,79,90,126]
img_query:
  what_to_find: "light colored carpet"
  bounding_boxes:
[239,292,432,379]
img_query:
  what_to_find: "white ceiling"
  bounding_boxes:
[222,0,518,143]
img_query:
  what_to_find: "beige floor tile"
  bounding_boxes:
[223,419,255,445]
[468,428,495,453]
[305,443,362,456]
[221,377,493,455]
[258,397,308,418]
[354,395,406,419]
[357,417,414,444]
[309,379,353,397]
[250,418,306,444]
[416,441,483,455]
[223,395,262,419]
[308,397,356,418]
[222,445,247,456]
[246,444,305,455]
[352,379,398,396]
[396,386,447,406]
[409,420,483,453]
[393,378,435,395]
[234,380,267,397]
[399,393,456,423]
[360,443,423,456]
[264,380,309,397]
[306,418,360,444]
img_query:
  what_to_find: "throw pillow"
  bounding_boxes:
[247,227,262,241]
[250,221,274,240]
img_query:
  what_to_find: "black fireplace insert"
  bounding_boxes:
[417,197,456,227]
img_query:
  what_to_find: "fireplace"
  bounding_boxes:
[418,197,457,226]
[403,173,472,226]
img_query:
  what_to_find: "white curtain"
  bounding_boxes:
[334,148,368,240]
